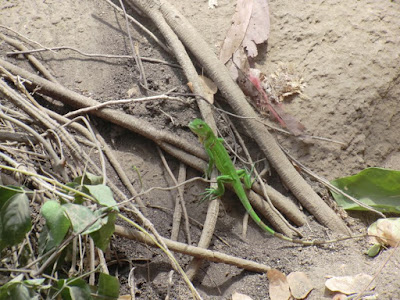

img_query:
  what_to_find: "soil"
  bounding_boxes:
[1,0,400,299]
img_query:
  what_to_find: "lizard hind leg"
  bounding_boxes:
[236,169,253,189]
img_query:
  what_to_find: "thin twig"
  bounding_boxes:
[64,94,191,118]
[353,243,399,300]
[93,129,147,211]
[6,46,180,68]
[0,33,59,83]
[157,147,191,244]
[118,0,148,89]
[103,0,171,54]
[0,110,67,180]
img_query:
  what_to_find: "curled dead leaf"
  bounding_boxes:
[219,0,254,64]
[267,269,291,300]
[199,75,218,104]
[325,273,375,295]
[187,75,218,104]
[368,218,400,247]
[287,271,313,299]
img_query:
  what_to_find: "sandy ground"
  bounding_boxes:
[1,0,400,299]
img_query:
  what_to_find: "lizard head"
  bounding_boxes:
[188,119,211,142]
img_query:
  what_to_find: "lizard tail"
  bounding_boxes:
[239,193,357,245]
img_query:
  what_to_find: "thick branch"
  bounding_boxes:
[115,225,271,273]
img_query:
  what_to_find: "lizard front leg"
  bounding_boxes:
[201,175,234,201]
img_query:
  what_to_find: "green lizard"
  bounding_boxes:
[189,118,354,245]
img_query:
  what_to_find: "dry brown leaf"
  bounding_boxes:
[267,269,291,300]
[187,81,194,92]
[219,0,254,64]
[287,272,313,299]
[198,75,218,104]
[332,293,347,300]
[368,218,400,247]
[232,292,254,300]
[242,0,270,57]
[325,273,375,295]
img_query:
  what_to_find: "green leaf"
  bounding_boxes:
[331,167,400,213]
[62,203,102,235]
[97,273,120,299]
[90,211,116,251]
[83,184,118,211]
[23,278,45,287]
[74,172,103,185]
[0,193,31,246]
[6,283,33,300]
[0,275,37,300]
[58,278,92,300]
[367,244,382,257]
[41,200,71,247]
[0,185,23,210]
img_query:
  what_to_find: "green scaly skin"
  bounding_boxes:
[189,119,353,245]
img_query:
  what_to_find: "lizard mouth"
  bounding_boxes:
[188,122,197,132]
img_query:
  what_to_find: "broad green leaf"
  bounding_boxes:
[58,278,92,300]
[331,167,400,213]
[64,182,84,204]
[90,211,116,251]
[6,283,33,300]
[0,275,35,300]
[0,275,24,293]
[62,203,102,235]
[0,193,31,246]
[74,172,103,185]
[97,273,120,298]
[83,184,118,210]
[0,185,23,210]
[41,200,71,247]
[23,278,45,286]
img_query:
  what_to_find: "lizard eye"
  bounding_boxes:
[198,124,203,128]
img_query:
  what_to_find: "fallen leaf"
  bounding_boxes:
[242,0,270,57]
[287,272,313,299]
[232,292,254,300]
[366,243,382,257]
[219,0,254,64]
[332,293,347,300]
[229,47,250,81]
[187,81,194,92]
[198,75,218,104]
[368,218,400,247]
[330,167,400,213]
[325,273,375,295]
[267,269,291,300]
